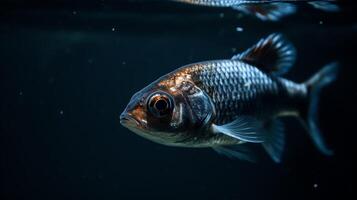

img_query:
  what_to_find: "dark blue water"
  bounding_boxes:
[1,0,356,199]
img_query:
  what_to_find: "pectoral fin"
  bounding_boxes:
[212,145,256,162]
[212,116,264,143]
[213,117,286,163]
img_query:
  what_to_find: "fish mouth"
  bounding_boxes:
[120,113,140,128]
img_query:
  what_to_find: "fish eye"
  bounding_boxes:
[147,92,173,118]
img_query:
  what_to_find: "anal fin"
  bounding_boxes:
[261,119,285,163]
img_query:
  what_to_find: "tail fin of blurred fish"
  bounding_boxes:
[232,1,339,21]
[232,3,297,21]
[308,1,340,12]
[301,62,339,156]
[173,0,340,21]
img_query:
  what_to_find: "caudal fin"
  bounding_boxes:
[302,62,339,156]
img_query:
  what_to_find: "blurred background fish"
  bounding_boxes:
[172,0,339,21]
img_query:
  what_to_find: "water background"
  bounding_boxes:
[1,0,356,199]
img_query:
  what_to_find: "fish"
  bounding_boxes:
[120,33,338,163]
[172,0,339,21]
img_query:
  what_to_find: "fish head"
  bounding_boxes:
[120,74,215,146]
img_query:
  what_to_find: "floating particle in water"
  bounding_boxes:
[313,184,318,188]
[236,27,244,32]
[219,13,225,18]
[72,11,77,15]
[231,48,237,53]
[319,21,323,25]
[112,27,116,32]
[19,91,23,96]
[88,59,94,64]
[59,110,64,115]
[122,61,126,65]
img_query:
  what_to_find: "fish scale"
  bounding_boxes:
[188,60,284,124]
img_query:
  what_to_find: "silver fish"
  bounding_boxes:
[172,0,339,21]
[120,33,338,162]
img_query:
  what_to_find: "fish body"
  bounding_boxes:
[120,33,338,162]
[172,0,339,21]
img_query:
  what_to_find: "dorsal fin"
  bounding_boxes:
[232,33,296,76]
